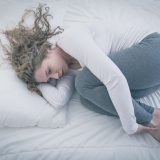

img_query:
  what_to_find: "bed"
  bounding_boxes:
[0,0,160,159]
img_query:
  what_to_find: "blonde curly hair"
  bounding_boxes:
[1,4,64,96]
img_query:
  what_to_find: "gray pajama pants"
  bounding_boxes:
[75,32,160,125]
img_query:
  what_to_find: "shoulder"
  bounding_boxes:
[59,24,91,40]
[56,23,92,51]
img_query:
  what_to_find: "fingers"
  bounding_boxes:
[143,126,158,132]
[136,124,158,134]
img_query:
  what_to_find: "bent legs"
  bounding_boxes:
[75,67,154,125]
[75,32,160,126]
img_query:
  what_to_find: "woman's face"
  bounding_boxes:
[34,48,69,83]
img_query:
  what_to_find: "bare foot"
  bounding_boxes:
[150,108,160,128]
[149,128,160,142]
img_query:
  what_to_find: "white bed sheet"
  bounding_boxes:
[0,0,160,159]
[0,91,160,160]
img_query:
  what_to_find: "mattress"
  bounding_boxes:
[0,0,160,159]
[0,91,160,160]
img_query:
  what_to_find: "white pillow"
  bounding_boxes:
[0,66,68,128]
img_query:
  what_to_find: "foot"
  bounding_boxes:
[149,128,160,142]
[150,108,160,128]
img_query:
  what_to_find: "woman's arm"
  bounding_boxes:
[57,25,138,134]
[37,70,77,109]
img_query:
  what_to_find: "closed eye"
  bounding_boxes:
[48,68,52,75]
[46,68,52,79]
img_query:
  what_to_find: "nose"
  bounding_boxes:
[51,72,59,79]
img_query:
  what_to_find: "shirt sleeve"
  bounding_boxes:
[57,25,138,134]
[37,70,76,110]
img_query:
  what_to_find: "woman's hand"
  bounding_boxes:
[135,124,158,134]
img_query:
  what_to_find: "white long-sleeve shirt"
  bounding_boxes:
[55,21,157,134]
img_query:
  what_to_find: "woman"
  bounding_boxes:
[2,4,160,141]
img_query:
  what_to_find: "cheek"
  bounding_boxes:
[34,68,44,82]
[50,62,60,72]
[55,58,66,67]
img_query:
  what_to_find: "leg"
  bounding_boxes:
[130,84,160,99]
[76,68,160,141]
[75,33,160,141]
[75,67,154,125]
[108,32,160,97]
[80,96,116,116]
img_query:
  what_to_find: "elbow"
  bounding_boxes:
[52,99,67,109]
[44,94,68,109]
[54,92,71,109]
[57,99,68,107]
[51,100,67,109]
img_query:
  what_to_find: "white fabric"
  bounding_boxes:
[37,69,77,109]
[0,67,69,128]
[0,0,160,159]
[0,92,160,160]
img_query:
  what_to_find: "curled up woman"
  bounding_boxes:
[2,4,160,142]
